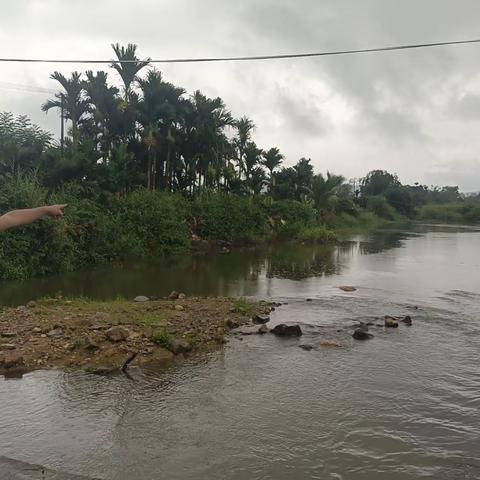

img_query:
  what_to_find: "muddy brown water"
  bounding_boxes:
[1,225,480,479]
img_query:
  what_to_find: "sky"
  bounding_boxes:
[1,0,480,191]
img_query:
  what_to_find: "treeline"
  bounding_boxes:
[1,42,479,280]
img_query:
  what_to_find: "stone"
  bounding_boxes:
[47,328,64,337]
[168,291,180,300]
[1,332,16,338]
[27,300,36,308]
[299,344,313,351]
[169,339,192,355]
[352,329,373,340]
[339,286,357,292]
[106,326,130,342]
[252,314,270,325]
[401,315,413,326]
[178,293,187,299]
[306,298,313,302]
[271,324,303,337]
[0,344,16,351]
[134,296,149,303]
[384,316,399,328]
[92,367,116,376]
[3,351,24,369]
[32,327,42,334]
[320,340,343,348]
[85,340,101,352]
[258,325,269,334]
[175,305,184,312]
[88,324,102,331]
[225,319,239,329]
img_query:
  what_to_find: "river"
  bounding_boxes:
[1,225,480,479]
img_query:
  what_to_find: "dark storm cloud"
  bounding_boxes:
[1,0,480,189]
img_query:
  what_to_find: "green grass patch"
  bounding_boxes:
[151,328,172,349]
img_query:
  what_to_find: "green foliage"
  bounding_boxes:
[151,328,172,349]
[192,193,267,243]
[231,298,252,315]
[417,202,480,223]
[364,196,399,220]
[297,225,337,244]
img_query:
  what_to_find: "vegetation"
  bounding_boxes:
[0,42,477,281]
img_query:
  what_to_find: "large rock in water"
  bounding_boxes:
[2,350,24,369]
[401,315,413,326]
[352,329,373,340]
[106,326,130,342]
[169,339,192,355]
[271,324,303,337]
[252,314,270,325]
[384,316,399,328]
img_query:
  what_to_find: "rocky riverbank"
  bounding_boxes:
[0,294,270,377]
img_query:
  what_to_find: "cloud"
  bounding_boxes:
[1,0,480,190]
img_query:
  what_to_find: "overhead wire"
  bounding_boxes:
[0,38,479,64]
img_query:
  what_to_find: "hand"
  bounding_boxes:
[44,204,68,218]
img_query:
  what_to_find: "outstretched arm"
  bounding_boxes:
[0,205,68,232]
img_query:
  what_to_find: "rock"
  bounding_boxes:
[88,324,102,331]
[299,344,313,351]
[175,305,184,312]
[85,340,100,352]
[1,332,16,338]
[106,326,130,342]
[320,340,343,348]
[91,367,116,376]
[178,293,187,299]
[225,319,239,329]
[339,286,357,292]
[32,327,42,334]
[134,296,149,303]
[271,324,303,337]
[306,298,313,302]
[401,315,413,326]
[47,328,64,337]
[252,314,270,325]
[168,291,180,300]
[169,339,192,355]
[258,325,269,334]
[0,344,16,351]
[352,329,373,340]
[3,351,24,369]
[384,316,399,328]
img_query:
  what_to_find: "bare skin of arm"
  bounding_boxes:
[0,205,68,232]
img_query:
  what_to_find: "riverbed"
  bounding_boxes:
[1,225,479,479]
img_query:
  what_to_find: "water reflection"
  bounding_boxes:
[0,228,425,306]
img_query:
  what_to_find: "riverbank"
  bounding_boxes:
[0,295,270,376]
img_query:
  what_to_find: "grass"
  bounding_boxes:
[151,329,172,349]
[296,225,337,243]
[230,298,252,315]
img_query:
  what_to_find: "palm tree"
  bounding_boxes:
[111,43,150,101]
[83,70,120,158]
[42,71,88,148]
[309,172,346,213]
[244,142,263,181]
[262,147,284,191]
[233,116,255,178]
[138,69,187,190]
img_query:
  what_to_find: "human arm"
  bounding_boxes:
[0,205,68,232]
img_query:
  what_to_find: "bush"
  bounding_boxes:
[297,225,337,243]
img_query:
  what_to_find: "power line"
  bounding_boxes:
[0,38,479,64]
[0,81,55,93]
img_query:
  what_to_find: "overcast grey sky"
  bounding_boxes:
[1,0,480,190]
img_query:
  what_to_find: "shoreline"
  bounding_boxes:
[0,295,271,377]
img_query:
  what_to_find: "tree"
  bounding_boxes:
[361,170,400,197]
[42,72,88,148]
[110,43,150,101]
[233,116,255,178]
[262,147,284,191]
[309,172,345,213]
